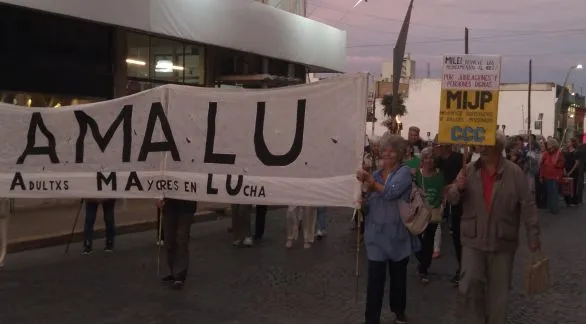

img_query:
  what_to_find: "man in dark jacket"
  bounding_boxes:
[157,198,197,289]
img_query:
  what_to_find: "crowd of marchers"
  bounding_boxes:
[74,125,584,324]
[354,126,583,324]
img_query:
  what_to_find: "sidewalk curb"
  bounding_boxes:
[7,210,224,254]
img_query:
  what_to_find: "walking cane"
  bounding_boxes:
[353,207,361,303]
[156,206,164,276]
[64,200,84,254]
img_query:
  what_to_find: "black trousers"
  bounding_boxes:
[162,205,194,281]
[577,171,584,204]
[355,206,367,235]
[535,175,547,209]
[446,203,462,272]
[365,258,408,324]
[415,223,439,275]
[255,205,268,239]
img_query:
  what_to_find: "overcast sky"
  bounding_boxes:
[308,0,586,92]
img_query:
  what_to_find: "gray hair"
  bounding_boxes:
[546,138,559,149]
[379,133,407,162]
[495,131,506,149]
[420,147,433,160]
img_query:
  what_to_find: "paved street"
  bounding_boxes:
[0,206,585,324]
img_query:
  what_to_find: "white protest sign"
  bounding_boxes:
[0,74,367,207]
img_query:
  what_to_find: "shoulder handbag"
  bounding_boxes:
[398,169,432,235]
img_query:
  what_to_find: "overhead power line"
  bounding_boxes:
[307,1,585,32]
[346,28,586,48]
[409,49,586,58]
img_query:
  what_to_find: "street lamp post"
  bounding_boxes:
[556,64,583,139]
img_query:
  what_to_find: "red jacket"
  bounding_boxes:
[540,150,565,180]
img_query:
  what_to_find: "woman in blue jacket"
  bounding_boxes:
[357,133,420,324]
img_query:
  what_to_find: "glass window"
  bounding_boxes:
[126,32,150,79]
[0,90,101,108]
[126,32,205,86]
[150,37,184,83]
[184,45,205,85]
[126,80,153,96]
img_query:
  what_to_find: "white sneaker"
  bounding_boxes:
[243,237,254,247]
[316,230,326,237]
[285,240,293,248]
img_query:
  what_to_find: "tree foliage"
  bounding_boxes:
[381,94,407,118]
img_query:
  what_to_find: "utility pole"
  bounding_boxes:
[465,27,469,54]
[462,27,469,162]
[528,59,532,135]
[390,0,414,134]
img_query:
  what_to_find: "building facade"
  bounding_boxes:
[0,0,345,107]
[366,78,585,140]
[0,0,345,209]
[256,0,306,15]
[380,54,416,83]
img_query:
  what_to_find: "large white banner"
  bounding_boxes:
[0,74,367,207]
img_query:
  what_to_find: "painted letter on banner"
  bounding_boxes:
[438,54,502,145]
[0,74,367,207]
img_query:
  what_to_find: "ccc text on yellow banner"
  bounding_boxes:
[438,89,499,146]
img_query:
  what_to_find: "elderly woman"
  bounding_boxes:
[414,147,445,284]
[448,131,540,324]
[357,133,420,324]
[539,138,565,214]
[356,138,382,234]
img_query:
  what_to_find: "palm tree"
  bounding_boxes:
[381,94,407,134]
[381,93,407,119]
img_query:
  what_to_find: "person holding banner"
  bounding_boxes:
[232,204,254,247]
[157,198,197,289]
[447,132,541,324]
[285,206,316,249]
[357,133,420,324]
[315,207,327,239]
[254,205,268,241]
[82,199,116,254]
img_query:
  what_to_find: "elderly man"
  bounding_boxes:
[448,132,541,324]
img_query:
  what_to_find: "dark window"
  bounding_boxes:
[0,4,114,99]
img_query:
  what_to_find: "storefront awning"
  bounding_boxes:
[0,0,346,73]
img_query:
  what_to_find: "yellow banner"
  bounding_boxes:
[437,89,499,146]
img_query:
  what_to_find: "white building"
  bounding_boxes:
[0,0,345,210]
[367,78,557,139]
[381,54,416,83]
[256,0,306,15]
